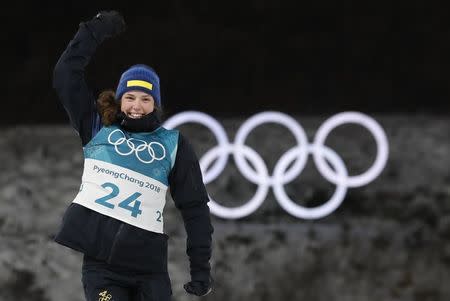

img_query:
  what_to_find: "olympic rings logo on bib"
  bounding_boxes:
[164,111,389,220]
[108,129,166,164]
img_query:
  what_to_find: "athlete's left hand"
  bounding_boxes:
[184,277,213,296]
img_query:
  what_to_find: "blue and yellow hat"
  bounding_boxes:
[115,64,161,106]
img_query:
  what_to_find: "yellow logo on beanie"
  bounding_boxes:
[127,80,153,90]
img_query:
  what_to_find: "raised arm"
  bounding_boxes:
[169,134,214,296]
[53,11,125,145]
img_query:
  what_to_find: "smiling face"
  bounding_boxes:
[120,90,155,119]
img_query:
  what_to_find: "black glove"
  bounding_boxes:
[84,10,126,44]
[184,277,213,297]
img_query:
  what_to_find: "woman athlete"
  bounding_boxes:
[53,10,213,301]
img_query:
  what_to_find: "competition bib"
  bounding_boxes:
[73,158,168,233]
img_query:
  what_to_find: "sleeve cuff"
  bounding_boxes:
[191,270,211,282]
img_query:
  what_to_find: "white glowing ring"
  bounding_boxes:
[200,144,270,219]
[273,144,348,219]
[163,111,229,183]
[234,111,309,185]
[312,112,389,187]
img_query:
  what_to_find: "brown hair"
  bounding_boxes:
[96,90,164,125]
[97,90,119,126]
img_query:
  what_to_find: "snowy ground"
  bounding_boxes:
[0,114,449,301]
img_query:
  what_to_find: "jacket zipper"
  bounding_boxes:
[107,223,125,263]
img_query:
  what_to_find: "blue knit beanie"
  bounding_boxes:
[115,64,161,106]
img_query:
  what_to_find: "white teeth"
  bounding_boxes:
[128,113,143,119]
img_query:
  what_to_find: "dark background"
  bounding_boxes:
[3,0,450,125]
